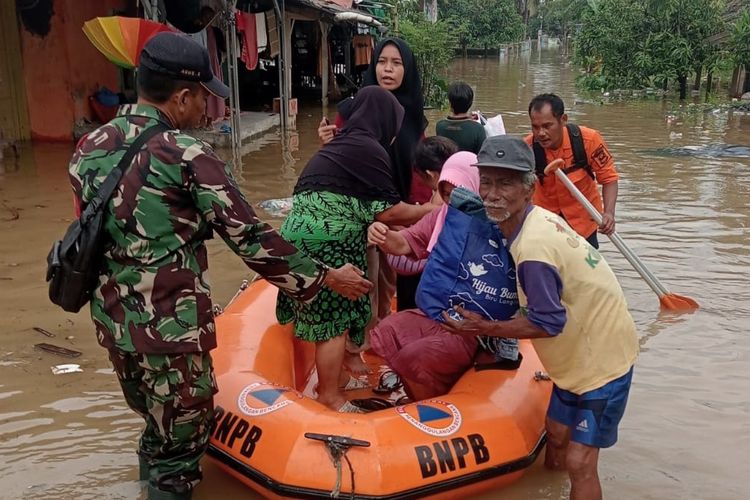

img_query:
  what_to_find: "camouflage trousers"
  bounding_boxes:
[108,349,218,496]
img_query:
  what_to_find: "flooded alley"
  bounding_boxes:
[1,50,748,499]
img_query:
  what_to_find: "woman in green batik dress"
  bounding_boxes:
[276,86,433,413]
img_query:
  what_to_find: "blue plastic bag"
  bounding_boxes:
[416,191,520,361]
[94,87,119,107]
[416,206,519,323]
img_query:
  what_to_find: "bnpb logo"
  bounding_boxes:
[397,399,462,437]
[237,382,302,417]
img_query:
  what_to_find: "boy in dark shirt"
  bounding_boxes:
[435,81,487,154]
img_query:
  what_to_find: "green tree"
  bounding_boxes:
[440,0,525,54]
[472,0,525,54]
[574,0,647,88]
[639,0,725,98]
[535,0,593,40]
[438,0,474,56]
[397,10,456,106]
[728,8,750,68]
[573,0,726,97]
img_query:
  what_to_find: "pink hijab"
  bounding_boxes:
[426,151,480,252]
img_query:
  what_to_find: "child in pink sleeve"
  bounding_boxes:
[367,150,481,401]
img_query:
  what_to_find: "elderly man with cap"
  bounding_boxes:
[442,135,639,500]
[68,33,371,500]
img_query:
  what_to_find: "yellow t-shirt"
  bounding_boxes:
[510,206,638,394]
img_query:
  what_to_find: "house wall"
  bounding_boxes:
[18,0,128,141]
[0,0,30,141]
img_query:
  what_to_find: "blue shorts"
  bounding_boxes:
[547,367,634,448]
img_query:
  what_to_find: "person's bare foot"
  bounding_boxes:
[343,351,372,375]
[316,391,347,411]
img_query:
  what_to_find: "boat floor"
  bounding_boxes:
[299,351,406,410]
[299,349,503,412]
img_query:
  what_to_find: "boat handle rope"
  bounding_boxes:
[213,279,252,316]
[305,433,371,499]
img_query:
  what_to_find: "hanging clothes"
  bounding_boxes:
[235,11,258,71]
[265,9,280,58]
[205,26,226,122]
[353,34,373,67]
[255,12,267,53]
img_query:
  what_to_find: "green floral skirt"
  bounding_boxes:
[275,191,390,345]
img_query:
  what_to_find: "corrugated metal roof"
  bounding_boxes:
[287,0,383,26]
[289,0,358,16]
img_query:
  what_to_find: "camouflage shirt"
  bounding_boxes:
[69,104,326,354]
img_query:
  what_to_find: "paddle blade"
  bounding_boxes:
[659,293,699,312]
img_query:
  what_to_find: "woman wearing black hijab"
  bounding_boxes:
[320,37,430,203]
[319,38,433,346]
[361,37,429,202]
[278,87,432,413]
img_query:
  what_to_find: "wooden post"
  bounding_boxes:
[225,8,242,166]
[284,16,295,118]
[345,30,351,81]
[693,66,702,91]
[729,65,748,98]
[320,21,329,106]
[272,0,287,132]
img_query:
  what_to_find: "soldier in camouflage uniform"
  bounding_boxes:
[68,33,371,500]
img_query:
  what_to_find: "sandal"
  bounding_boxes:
[342,375,371,391]
[394,395,413,406]
[337,401,366,413]
[372,370,403,394]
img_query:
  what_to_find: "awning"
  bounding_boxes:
[287,0,384,28]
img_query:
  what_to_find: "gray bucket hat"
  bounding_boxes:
[473,135,534,172]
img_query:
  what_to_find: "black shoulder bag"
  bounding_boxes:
[46,124,168,313]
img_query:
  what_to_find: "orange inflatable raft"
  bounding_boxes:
[207,280,551,499]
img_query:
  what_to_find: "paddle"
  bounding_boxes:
[544,159,699,312]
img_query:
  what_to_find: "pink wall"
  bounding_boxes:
[19,0,128,141]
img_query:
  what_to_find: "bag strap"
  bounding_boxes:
[533,123,595,185]
[532,141,548,184]
[565,123,595,180]
[80,123,169,224]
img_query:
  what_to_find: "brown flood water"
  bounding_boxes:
[1,50,748,499]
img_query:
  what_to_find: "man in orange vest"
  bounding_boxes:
[524,93,618,248]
